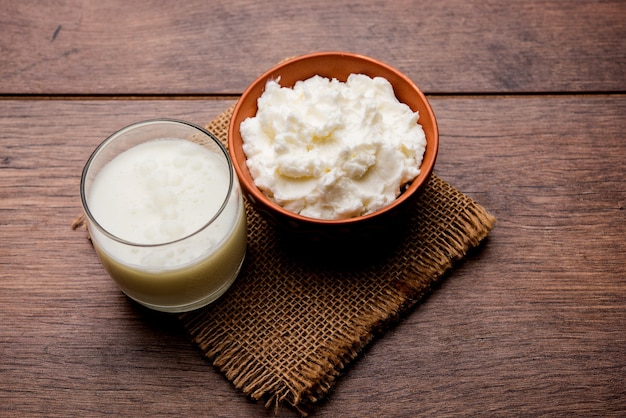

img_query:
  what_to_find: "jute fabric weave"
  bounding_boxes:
[178,104,496,414]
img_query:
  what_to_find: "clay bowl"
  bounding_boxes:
[228,51,438,245]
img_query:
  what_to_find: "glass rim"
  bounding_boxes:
[80,118,235,248]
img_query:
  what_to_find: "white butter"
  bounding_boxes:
[240,73,426,220]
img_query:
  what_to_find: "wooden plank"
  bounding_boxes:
[0,96,625,416]
[1,0,625,95]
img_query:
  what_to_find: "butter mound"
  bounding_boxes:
[240,74,426,220]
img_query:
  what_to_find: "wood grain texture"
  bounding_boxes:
[1,97,624,416]
[1,0,624,95]
[2,0,625,415]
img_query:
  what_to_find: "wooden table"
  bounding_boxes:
[2,1,625,416]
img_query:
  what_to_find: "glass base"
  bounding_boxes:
[123,257,244,313]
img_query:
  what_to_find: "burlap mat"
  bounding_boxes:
[175,104,496,414]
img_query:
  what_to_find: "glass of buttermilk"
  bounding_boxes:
[80,120,247,313]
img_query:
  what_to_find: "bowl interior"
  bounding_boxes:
[229,52,438,225]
